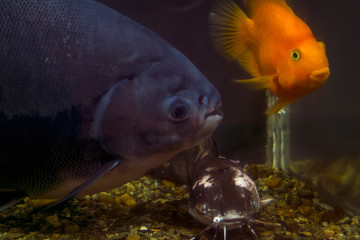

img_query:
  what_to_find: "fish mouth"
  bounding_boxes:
[310,67,330,82]
[205,101,223,119]
[197,101,223,139]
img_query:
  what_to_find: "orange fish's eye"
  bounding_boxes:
[291,49,301,61]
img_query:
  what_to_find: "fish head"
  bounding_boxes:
[92,48,223,162]
[278,40,330,97]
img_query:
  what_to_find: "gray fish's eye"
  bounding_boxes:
[169,103,189,121]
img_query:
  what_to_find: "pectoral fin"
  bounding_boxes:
[0,189,25,212]
[266,98,298,115]
[42,159,120,211]
[233,75,276,90]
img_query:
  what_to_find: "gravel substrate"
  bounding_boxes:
[0,164,359,239]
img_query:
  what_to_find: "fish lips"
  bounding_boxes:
[197,101,223,139]
[309,67,330,83]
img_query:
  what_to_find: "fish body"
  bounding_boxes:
[210,0,330,114]
[0,0,222,210]
[188,156,260,230]
[152,138,279,239]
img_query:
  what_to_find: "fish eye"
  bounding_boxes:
[169,104,189,121]
[290,49,301,61]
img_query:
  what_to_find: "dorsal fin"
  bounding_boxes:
[209,0,249,60]
[244,0,290,18]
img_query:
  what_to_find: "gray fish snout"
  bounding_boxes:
[203,89,223,119]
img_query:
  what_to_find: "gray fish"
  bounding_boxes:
[0,0,222,210]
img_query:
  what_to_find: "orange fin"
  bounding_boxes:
[244,0,290,18]
[238,49,261,77]
[209,0,249,61]
[233,75,275,90]
[265,98,298,115]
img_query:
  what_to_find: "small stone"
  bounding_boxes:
[300,231,312,237]
[31,199,58,208]
[297,217,309,224]
[337,217,352,225]
[64,224,80,234]
[116,193,137,207]
[266,175,283,188]
[297,205,313,216]
[8,228,22,233]
[126,234,141,240]
[139,226,148,231]
[7,232,25,239]
[46,214,62,229]
[161,179,175,189]
[323,229,335,237]
[98,192,114,205]
[50,233,61,240]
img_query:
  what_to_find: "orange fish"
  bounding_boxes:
[210,0,330,114]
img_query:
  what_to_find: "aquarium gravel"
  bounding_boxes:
[0,164,359,240]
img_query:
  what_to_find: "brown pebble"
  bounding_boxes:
[8,228,22,233]
[300,231,313,237]
[31,199,58,208]
[50,233,61,240]
[116,193,137,207]
[244,164,259,179]
[297,206,313,216]
[98,192,114,205]
[266,175,283,188]
[45,214,62,229]
[126,234,141,240]
[7,232,25,239]
[64,224,80,234]
[161,179,175,189]
[323,229,335,237]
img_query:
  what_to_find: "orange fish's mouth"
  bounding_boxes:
[310,67,330,82]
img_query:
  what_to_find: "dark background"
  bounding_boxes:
[98,0,360,165]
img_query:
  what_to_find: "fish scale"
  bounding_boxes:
[0,0,165,117]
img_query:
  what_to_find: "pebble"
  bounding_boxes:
[323,229,335,237]
[50,233,61,239]
[7,232,25,239]
[126,234,141,240]
[139,226,148,231]
[46,214,62,229]
[300,231,313,237]
[64,224,80,234]
[31,199,58,208]
[98,192,115,205]
[297,205,313,216]
[116,193,137,207]
[266,175,283,188]
[161,180,175,189]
